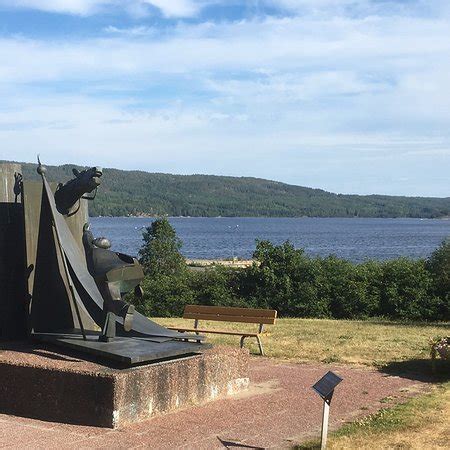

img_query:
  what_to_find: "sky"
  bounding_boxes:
[0,1,449,197]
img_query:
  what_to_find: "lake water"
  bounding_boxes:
[90,217,450,262]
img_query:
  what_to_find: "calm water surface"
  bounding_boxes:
[90,217,449,262]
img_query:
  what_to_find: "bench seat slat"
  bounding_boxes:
[183,312,276,324]
[184,305,277,319]
[167,327,259,337]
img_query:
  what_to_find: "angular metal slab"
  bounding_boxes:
[34,332,211,366]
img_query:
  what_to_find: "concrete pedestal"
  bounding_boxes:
[0,342,249,428]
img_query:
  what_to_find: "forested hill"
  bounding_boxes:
[9,161,450,218]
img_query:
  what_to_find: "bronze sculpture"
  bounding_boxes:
[0,160,208,365]
[54,166,102,215]
[82,223,139,339]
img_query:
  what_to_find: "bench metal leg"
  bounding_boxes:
[240,335,264,356]
[256,335,264,356]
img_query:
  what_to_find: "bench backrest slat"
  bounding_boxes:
[183,305,277,324]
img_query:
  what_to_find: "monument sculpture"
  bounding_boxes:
[0,160,208,365]
[0,161,249,428]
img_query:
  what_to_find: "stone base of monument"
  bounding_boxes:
[0,343,249,428]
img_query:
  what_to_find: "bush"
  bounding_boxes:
[426,239,450,319]
[317,256,377,319]
[133,225,449,321]
[133,218,190,316]
[241,241,329,317]
[137,272,194,317]
[190,266,249,308]
[378,258,439,320]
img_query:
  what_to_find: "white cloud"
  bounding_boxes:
[0,2,449,195]
[266,0,449,16]
[1,0,450,19]
[103,25,156,36]
[0,0,206,17]
[142,0,199,18]
[0,0,105,15]
[2,14,450,82]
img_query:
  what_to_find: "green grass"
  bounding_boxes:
[155,317,448,366]
[298,382,450,449]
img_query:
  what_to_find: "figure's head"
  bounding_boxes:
[55,166,103,215]
[92,237,111,249]
[72,167,103,192]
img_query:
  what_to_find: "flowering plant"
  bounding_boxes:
[430,336,449,362]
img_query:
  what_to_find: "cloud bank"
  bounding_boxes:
[0,1,449,196]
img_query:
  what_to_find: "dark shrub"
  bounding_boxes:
[379,258,437,320]
[242,240,330,317]
[132,224,448,321]
[190,266,248,308]
[317,256,377,319]
[136,272,194,317]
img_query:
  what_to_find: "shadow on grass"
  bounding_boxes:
[357,319,450,329]
[294,443,320,450]
[379,358,450,383]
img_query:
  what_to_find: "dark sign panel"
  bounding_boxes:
[312,371,343,400]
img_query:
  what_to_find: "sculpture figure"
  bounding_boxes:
[82,223,141,340]
[54,166,145,340]
[55,167,102,215]
[0,160,208,365]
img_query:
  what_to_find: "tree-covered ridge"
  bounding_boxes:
[10,161,450,218]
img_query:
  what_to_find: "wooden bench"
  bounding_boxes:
[168,305,277,355]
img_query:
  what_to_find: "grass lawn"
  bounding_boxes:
[155,317,449,448]
[299,382,450,449]
[155,317,448,366]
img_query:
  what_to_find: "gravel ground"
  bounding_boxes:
[0,349,429,449]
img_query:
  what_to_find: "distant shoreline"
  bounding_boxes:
[186,258,254,268]
[91,215,450,220]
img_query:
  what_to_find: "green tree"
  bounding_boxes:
[138,218,186,276]
[17,162,450,218]
[426,239,450,319]
[134,218,190,317]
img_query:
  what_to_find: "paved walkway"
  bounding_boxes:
[0,358,426,449]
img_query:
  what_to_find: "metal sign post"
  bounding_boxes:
[312,371,343,450]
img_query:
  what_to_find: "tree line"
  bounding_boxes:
[131,218,449,322]
[14,162,450,218]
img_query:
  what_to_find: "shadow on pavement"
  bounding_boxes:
[217,437,264,449]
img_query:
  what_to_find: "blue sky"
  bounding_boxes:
[0,0,449,196]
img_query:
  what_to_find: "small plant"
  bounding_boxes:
[429,336,449,373]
